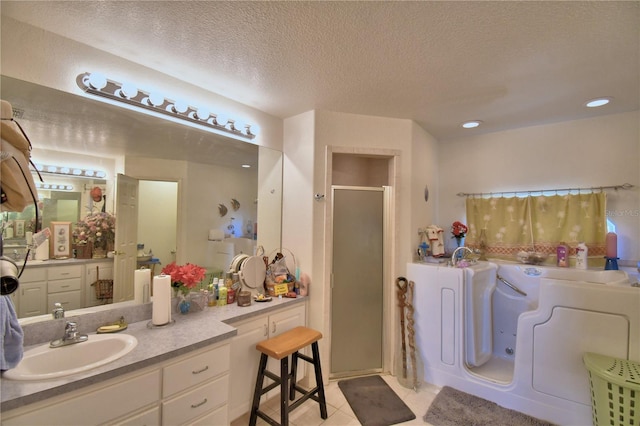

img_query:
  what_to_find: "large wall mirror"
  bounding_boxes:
[1,75,283,320]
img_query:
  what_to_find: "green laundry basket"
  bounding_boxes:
[583,352,640,426]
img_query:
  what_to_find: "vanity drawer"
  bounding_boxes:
[20,268,46,283]
[2,369,161,425]
[48,277,81,293]
[47,290,81,311]
[162,374,229,426]
[163,343,230,397]
[48,265,82,280]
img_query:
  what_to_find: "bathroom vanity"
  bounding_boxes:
[0,296,306,425]
[9,259,113,319]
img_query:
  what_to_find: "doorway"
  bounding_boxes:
[330,186,387,377]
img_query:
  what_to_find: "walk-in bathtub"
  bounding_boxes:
[407,261,639,425]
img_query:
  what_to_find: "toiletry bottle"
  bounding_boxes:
[576,242,588,269]
[557,242,568,267]
[217,285,227,306]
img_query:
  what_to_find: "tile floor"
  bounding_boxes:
[231,375,440,425]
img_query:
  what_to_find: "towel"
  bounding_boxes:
[0,295,24,370]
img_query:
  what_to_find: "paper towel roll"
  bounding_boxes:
[25,231,33,246]
[35,239,49,260]
[152,274,172,325]
[208,229,224,241]
[135,269,151,304]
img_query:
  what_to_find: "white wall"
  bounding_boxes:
[438,111,640,264]
[124,157,257,268]
[282,109,440,377]
[1,15,284,152]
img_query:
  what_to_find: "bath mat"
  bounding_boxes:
[338,375,416,426]
[424,386,556,426]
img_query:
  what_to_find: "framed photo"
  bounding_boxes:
[50,221,72,259]
[14,220,25,238]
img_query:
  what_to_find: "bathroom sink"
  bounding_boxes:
[3,333,138,381]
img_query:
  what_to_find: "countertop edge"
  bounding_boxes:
[1,296,305,412]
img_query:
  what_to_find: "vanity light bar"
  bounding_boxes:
[35,182,74,191]
[34,163,107,179]
[76,72,258,140]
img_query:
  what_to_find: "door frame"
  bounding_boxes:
[321,146,399,380]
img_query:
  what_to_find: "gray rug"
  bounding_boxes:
[338,375,416,426]
[424,386,556,426]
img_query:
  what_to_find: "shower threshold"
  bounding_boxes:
[467,356,514,384]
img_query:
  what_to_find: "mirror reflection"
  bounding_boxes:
[1,75,282,320]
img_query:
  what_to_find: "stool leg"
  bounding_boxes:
[311,342,328,419]
[290,351,299,400]
[249,353,268,426]
[280,356,290,426]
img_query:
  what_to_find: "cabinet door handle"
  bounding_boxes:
[272,321,276,334]
[263,324,268,337]
[192,365,209,375]
[61,285,70,288]
[191,398,208,409]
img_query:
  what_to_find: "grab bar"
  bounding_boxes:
[496,274,527,296]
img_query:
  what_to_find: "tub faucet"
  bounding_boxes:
[451,246,473,267]
[50,321,88,348]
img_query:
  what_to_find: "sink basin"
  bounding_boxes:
[3,333,138,381]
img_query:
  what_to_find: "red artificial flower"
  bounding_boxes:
[451,221,468,238]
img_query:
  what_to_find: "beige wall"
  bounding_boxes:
[438,111,640,264]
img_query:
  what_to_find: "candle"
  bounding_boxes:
[152,274,172,325]
[606,232,617,258]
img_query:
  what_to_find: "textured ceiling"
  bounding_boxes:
[1,1,639,142]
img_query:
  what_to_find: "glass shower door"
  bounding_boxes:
[330,186,384,377]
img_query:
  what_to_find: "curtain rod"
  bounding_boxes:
[457,183,634,197]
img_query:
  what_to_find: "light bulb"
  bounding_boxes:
[95,171,107,178]
[60,167,70,174]
[171,100,188,114]
[215,113,229,127]
[118,82,138,99]
[85,170,95,177]
[247,124,260,136]
[72,169,82,175]
[85,73,107,90]
[194,107,210,121]
[47,166,57,173]
[147,92,164,107]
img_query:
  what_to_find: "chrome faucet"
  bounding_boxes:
[50,321,88,348]
[451,246,473,267]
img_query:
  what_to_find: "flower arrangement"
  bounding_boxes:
[73,212,116,245]
[161,262,207,296]
[451,221,468,239]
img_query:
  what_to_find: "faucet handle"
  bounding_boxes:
[65,321,78,333]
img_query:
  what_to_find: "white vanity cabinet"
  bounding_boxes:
[15,268,47,318]
[228,303,306,421]
[13,260,113,318]
[46,264,82,312]
[1,340,231,426]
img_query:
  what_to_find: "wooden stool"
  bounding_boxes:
[249,326,328,426]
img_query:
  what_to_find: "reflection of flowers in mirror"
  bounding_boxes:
[73,212,116,245]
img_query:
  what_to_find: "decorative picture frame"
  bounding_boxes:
[50,221,72,259]
[14,220,25,238]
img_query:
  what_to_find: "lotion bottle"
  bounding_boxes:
[576,242,588,269]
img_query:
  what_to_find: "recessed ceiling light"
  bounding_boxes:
[585,97,612,108]
[462,120,482,129]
